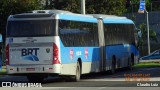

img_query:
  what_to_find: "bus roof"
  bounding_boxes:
[43,10,98,23]
[32,10,73,14]
[9,10,97,23]
[57,14,97,23]
[103,18,134,24]
[8,10,133,24]
[90,14,134,24]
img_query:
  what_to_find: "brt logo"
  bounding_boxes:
[21,48,39,56]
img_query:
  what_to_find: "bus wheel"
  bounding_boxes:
[131,54,134,66]
[27,75,45,83]
[72,62,81,82]
[127,58,132,70]
[111,57,116,74]
[130,54,134,70]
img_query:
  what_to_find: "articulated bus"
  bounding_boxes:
[5,10,139,82]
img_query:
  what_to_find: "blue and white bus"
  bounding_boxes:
[5,10,139,82]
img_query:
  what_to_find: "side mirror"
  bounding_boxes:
[138,30,142,38]
[0,34,2,43]
[134,28,142,48]
[136,28,142,38]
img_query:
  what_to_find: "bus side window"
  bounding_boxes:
[59,20,99,47]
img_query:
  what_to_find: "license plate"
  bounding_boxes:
[26,68,35,71]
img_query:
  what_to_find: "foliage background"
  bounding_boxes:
[0,0,160,58]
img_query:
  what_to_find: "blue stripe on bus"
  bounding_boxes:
[58,14,98,23]
[59,39,139,64]
[103,18,134,24]
[60,40,100,64]
[106,44,139,61]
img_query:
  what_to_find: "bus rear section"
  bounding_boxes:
[6,14,61,82]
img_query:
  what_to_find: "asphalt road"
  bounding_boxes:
[42,67,160,87]
[0,67,160,89]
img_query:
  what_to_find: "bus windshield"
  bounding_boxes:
[7,20,56,37]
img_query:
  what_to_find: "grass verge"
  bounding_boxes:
[0,69,7,75]
[134,62,160,68]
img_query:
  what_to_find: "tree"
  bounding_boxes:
[87,0,126,15]
[0,0,43,39]
[44,0,81,13]
[44,0,127,15]
[138,23,157,55]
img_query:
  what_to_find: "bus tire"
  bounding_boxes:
[72,62,81,82]
[127,57,132,70]
[130,54,134,70]
[131,54,134,66]
[111,56,116,74]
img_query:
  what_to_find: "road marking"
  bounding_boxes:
[98,87,106,90]
[81,68,160,81]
